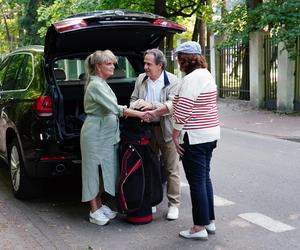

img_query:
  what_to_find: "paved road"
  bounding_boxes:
[0,126,299,250]
[1,100,299,249]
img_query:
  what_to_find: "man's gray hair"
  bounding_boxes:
[144,48,167,69]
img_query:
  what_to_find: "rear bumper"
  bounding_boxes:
[22,137,82,178]
[35,158,81,177]
[24,149,81,178]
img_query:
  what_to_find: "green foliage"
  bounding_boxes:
[208,4,249,46]
[0,0,23,53]
[37,0,155,37]
[1,0,212,54]
[209,0,300,57]
[254,0,300,57]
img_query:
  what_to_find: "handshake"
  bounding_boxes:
[130,99,159,123]
[141,110,156,123]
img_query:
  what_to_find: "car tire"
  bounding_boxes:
[8,138,38,199]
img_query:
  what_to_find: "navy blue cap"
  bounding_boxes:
[175,41,202,55]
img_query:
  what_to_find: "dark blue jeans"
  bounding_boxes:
[181,134,217,226]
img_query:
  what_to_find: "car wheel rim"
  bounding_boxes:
[10,146,20,191]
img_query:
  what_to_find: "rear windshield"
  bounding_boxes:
[55,56,136,82]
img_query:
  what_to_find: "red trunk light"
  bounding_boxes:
[40,156,66,161]
[54,18,88,33]
[152,19,186,32]
[32,96,53,117]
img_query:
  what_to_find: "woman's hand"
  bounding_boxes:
[142,110,156,123]
[133,99,153,111]
[172,129,184,156]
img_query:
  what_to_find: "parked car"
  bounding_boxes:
[0,9,185,199]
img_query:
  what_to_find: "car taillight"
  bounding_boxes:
[152,19,186,32]
[32,96,53,117]
[54,18,88,33]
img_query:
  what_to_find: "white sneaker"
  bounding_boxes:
[166,206,179,220]
[89,209,109,226]
[179,229,208,240]
[205,222,216,234]
[100,205,117,219]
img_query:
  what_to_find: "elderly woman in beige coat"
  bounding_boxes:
[81,50,144,226]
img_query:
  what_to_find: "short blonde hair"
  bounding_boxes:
[85,50,117,76]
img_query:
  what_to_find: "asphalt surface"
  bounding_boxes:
[0,98,299,249]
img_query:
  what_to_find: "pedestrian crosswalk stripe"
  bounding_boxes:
[239,213,295,232]
[214,195,235,206]
[180,183,235,207]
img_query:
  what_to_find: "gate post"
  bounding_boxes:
[249,31,265,108]
[210,35,222,95]
[277,42,295,112]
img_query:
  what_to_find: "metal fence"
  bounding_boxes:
[218,43,250,100]
[294,37,300,111]
[168,48,211,78]
[263,35,278,110]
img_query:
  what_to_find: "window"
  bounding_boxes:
[115,56,136,79]
[0,57,10,88]
[15,54,33,90]
[1,54,33,91]
[55,56,136,81]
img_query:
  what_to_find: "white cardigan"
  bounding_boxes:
[172,68,220,145]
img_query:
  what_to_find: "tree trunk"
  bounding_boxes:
[221,0,227,16]
[192,18,200,41]
[198,20,206,52]
[239,45,250,100]
[1,9,12,49]
[154,0,166,16]
[154,0,167,50]
[248,0,263,9]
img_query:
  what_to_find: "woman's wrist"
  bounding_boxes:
[150,102,155,110]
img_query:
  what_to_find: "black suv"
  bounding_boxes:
[0,10,185,199]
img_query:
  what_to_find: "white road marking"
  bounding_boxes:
[239,213,295,232]
[180,182,235,207]
[214,195,235,206]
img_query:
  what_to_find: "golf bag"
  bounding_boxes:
[117,116,163,224]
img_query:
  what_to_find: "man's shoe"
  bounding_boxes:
[205,222,216,234]
[100,205,117,219]
[166,206,179,220]
[179,229,208,240]
[89,209,109,226]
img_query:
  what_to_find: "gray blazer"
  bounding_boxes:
[130,71,178,142]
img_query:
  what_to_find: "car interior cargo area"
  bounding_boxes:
[54,67,86,134]
[53,55,137,135]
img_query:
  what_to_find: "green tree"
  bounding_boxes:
[0,0,23,53]
[209,0,300,57]
[0,0,54,53]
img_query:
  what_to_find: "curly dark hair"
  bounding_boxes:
[177,53,208,75]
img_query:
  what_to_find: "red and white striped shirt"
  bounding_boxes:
[172,68,220,144]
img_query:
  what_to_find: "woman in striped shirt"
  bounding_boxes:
[144,41,220,240]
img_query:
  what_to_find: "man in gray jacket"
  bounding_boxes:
[130,48,180,220]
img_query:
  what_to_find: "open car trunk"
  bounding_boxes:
[44,10,186,139]
[53,59,137,137]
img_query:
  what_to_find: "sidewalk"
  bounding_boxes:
[217,99,300,142]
